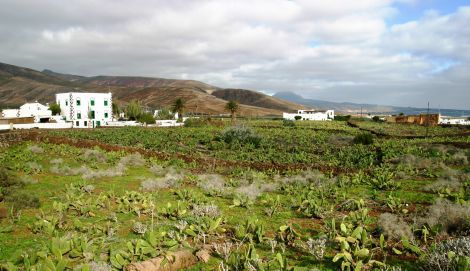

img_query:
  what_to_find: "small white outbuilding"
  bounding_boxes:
[1,102,52,123]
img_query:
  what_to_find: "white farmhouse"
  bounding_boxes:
[56,92,112,128]
[1,102,52,123]
[283,109,334,121]
[439,117,470,125]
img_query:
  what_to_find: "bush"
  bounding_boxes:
[420,237,470,271]
[0,168,20,201]
[294,115,302,121]
[0,167,19,188]
[334,115,351,121]
[372,116,381,122]
[155,108,174,120]
[378,213,413,241]
[420,199,470,236]
[137,112,155,125]
[353,132,374,145]
[219,126,262,147]
[184,118,224,127]
[5,191,40,209]
[282,119,295,127]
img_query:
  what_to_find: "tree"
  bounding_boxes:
[225,100,239,123]
[137,112,155,125]
[372,116,381,122]
[172,98,185,122]
[155,108,174,120]
[126,100,142,121]
[48,103,61,116]
[112,102,120,117]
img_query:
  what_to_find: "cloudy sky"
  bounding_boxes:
[1,0,469,109]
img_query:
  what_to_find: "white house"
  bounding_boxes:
[56,92,112,128]
[1,102,52,123]
[283,109,334,121]
[439,117,470,125]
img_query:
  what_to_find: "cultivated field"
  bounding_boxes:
[0,120,469,270]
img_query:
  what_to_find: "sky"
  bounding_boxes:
[1,0,469,109]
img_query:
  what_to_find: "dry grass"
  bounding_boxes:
[419,199,470,236]
[378,213,413,241]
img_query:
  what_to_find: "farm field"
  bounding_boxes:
[0,120,469,270]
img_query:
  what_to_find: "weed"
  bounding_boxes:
[353,132,374,145]
[219,126,262,147]
[378,213,413,241]
[420,237,470,271]
[419,199,470,236]
[27,145,44,154]
[82,149,107,163]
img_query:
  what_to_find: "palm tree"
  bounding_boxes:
[225,100,239,123]
[172,98,185,122]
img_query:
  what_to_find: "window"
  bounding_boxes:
[66,100,68,106]
[104,100,108,106]
[90,111,95,119]
[90,99,95,106]
[96,121,101,127]
[104,112,109,118]
[75,121,79,127]
[84,121,87,127]
[77,112,81,119]
[76,98,81,106]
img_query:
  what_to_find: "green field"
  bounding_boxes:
[0,120,469,270]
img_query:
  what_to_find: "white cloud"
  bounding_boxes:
[0,0,468,109]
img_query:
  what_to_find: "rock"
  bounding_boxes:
[0,207,7,219]
[125,250,198,271]
[196,249,211,263]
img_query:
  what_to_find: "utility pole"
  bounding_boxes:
[425,101,430,138]
[360,106,363,119]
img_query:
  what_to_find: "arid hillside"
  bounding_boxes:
[0,62,302,116]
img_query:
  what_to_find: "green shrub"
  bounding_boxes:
[137,112,155,125]
[0,167,18,188]
[294,116,302,121]
[219,126,261,147]
[334,115,351,121]
[372,116,381,122]
[5,191,40,209]
[353,132,374,145]
[0,168,20,201]
[184,118,224,127]
[282,119,295,127]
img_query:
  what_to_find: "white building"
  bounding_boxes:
[56,92,112,128]
[283,109,334,121]
[1,102,52,123]
[439,117,470,125]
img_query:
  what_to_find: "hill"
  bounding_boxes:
[0,62,303,116]
[212,89,306,112]
[274,91,469,117]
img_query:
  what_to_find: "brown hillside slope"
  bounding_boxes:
[0,62,303,116]
[122,87,281,116]
[212,89,305,112]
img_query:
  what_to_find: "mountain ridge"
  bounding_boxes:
[0,62,302,116]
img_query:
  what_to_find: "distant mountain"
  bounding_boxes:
[274,91,469,117]
[0,62,303,116]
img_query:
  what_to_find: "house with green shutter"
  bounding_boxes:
[56,92,113,128]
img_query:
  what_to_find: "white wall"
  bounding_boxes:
[0,122,73,130]
[56,92,112,128]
